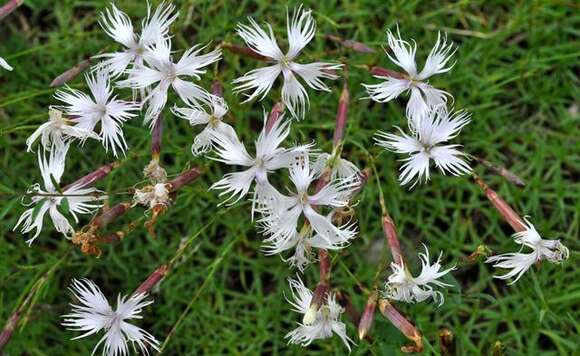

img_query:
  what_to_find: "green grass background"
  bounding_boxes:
[1,0,579,355]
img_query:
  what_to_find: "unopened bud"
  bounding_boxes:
[378,299,423,353]
[473,176,526,232]
[358,291,378,340]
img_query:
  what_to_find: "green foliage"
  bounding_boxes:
[1,1,578,355]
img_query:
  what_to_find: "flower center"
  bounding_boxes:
[164,64,177,82]
[280,56,291,68]
[96,104,108,117]
[208,114,220,128]
[299,191,309,205]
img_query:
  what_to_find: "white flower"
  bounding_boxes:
[0,56,12,71]
[210,114,303,205]
[118,39,221,127]
[133,183,171,209]
[171,94,238,155]
[256,153,358,248]
[26,107,100,153]
[363,29,456,125]
[62,279,159,356]
[263,211,354,271]
[312,152,360,181]
[95,2,178,77]
[233,6,342,119]
[375,107,471,187]
[486,217,569,285]
[385,245,455,306]
[13,147,105,245]
[55,70,140,157]
[285,277,353,350]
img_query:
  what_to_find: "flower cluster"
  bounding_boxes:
[384,245,455,306]
[365,28,471,187]
[285,277,353,350]
[5,2,571,354]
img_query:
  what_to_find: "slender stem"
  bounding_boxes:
[333,83,349,146]
[160,235,240,352]
[151,113,163,160]
[326,35,376,54]
[167,167,202,192]
[0,248,70,351]
[369,153,405,265]
[367,65,407,79]
[134,265,169,295]
[63,161,119,191]
[471,155,526,187]
[211,79,224,97]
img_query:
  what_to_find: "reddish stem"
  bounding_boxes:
[167,167,202,192]
[382,215,404,265]
[0,0,22,21]
[369,66,407,80]
[151,113,163,160]
[92,202,132,229]
[211,80,224,97]
[265,102,284,133]
[333,83,349,146]
[326,35,376,54]
[134,265,169,295]
[0,312,19,351]
[474,176,526,232]
[63,161,119,191]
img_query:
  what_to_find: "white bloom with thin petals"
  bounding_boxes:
[233,6,342,119]
[95,2,178,77]
[263,211,353,271]
[119,39,221,127]
[312,152,360,181]
[285,277,353,350]
[210,114,305,205]
[486,217,569,285]
[384,245,455,306]
[62,279,159,356]
[0,56,12,71]
[55,70,140,157]
[26,107,100,153]
[13,147,105,245]
[171,95,238,155]
[364,29,456,125]
[375,107,471,187]
[256,153,358,247]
